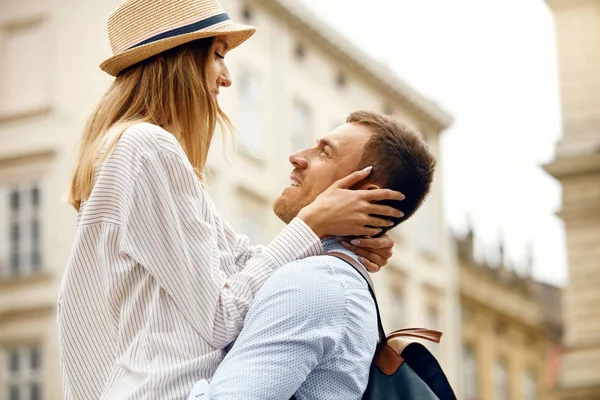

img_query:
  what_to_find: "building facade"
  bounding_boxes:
[456,231,562,400]
[0,0,456,398]
[543,0,600,398]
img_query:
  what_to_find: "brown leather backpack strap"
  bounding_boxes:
[328,251,387,344]
[387,328,443,343]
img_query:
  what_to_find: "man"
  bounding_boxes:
[189,110,436,399]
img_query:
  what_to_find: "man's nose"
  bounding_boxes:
[289,151,308,169]
[219,65,232,88]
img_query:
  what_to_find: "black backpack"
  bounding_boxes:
[329,252,457,400]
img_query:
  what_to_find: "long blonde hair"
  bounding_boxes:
[68,37,230,211]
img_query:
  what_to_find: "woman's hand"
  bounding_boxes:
[297,167,405,238]
[339,234,394,273]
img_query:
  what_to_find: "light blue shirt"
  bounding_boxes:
[188,238,378,399]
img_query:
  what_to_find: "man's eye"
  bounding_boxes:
[320,149,329,156]
[215,52,225,59]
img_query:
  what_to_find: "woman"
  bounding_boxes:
[57,0,404,399]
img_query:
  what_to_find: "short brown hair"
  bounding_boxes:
[347,110,436,231]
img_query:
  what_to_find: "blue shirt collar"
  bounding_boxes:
[321,237,359,261]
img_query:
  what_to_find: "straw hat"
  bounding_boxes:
[100,0,256,76]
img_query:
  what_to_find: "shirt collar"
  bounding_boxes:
[321,237,359,261]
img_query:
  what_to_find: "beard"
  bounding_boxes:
[273,186,317,224]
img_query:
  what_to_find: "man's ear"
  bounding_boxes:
[356,183,381,191]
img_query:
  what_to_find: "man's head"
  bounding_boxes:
[273,110,436,233]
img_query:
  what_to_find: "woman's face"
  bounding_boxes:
[207,36,232,96]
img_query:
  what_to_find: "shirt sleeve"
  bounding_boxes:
[118,145,323,348]
[190,261,348,400]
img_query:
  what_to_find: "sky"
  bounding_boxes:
[298,0,567,285]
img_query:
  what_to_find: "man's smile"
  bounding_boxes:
[290,174,303,187]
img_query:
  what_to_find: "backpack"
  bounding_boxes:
[329,252,457,400]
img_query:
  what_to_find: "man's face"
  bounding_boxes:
[273,122,373,223]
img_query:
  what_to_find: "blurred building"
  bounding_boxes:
[456,230,562,400]
[543,0,600,398]
[0,0,455,398]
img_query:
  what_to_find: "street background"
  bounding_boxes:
[1,0,599,399]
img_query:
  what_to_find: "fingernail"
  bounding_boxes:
[351,239,361,246]
[358,257,367,264]
[387,221,394,227]
[362,166,373,172]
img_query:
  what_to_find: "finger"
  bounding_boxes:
[342,241,389,265]
[367,204,404,219]
[359,227,383,237]
[358,249,385,267]
[360,257,381,273]
[342,242,387,265]
[362,189,405,202]
[351,234,393,250]
[365,216,395,228]
[334,166,373,189]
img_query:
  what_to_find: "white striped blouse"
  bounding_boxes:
[57,122,323,399]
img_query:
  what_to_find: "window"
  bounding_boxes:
[382,103,394,115]
[426,307,441,359]
[294,42,306,60]
[237,70,262,155]
[493,359,509,400]
[240,215,263,245]
[292,102,312,151]
[237,189,267,245]
[495,321,508,335]
[523,370,536,400]
[418,196,438,254]
[3,347,43,400]
[462,345,479,400]
[241,5,252,23]
[335,72,347,89]
[427,307,440,330]
[460,305,473,323]
[0,18,50,118]
[1,183,43,278]
[391,288,406,328]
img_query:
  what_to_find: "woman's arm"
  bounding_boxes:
[119,147,322,348]
[212,216,325,344]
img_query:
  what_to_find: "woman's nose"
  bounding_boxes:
[219,66,232,88]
